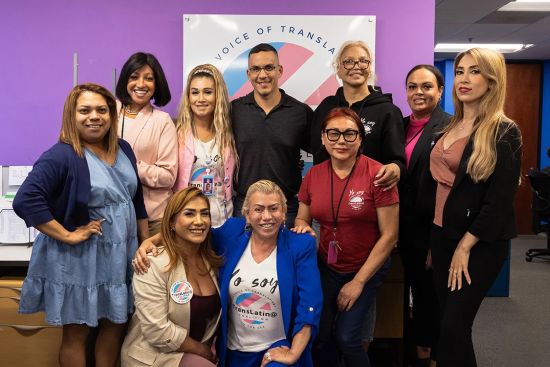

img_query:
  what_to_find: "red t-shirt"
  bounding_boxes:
[298,155,399,273]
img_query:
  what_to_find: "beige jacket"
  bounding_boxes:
[121,250,221,366]
[117,102,178,220]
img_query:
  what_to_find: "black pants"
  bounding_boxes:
[430,225,508,367]
[399,246,439,360]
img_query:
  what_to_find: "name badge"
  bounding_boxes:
[327,240,340,264]
[202,175,214,196]
[170,280,193,304]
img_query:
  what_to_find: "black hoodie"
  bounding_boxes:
[311,86,406,175]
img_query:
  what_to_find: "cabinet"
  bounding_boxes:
[374,250,404,338]
[0,277,62,366]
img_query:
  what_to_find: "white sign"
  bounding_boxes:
[183,15,376,107]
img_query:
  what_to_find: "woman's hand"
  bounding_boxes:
[132,234,161,274]
[337,279,364,311]
[198,342,217,363]
[448,246,471,291]
[66,219,104,244]
[261,346,299,366]
[290,224,317,238]
[374,163,400,190]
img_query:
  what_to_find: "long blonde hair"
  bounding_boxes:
[176,64,237,164]
[448,48,520,183]
[59,83,119,157]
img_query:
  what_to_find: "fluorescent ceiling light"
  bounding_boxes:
[499,1,550,11]
[434,43,534,53]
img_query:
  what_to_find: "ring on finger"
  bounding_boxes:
[265,351,272,362]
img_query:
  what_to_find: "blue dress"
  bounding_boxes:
[19,148,139,326]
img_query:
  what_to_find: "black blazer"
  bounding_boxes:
[441,121,522,242]
[399,106,452,248]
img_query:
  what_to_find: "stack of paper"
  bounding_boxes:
[0,199,32,244]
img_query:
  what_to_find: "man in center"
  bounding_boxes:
[231,43,313,225]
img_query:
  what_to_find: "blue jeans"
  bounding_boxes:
[315,258,391,367]
[233,195,298,228]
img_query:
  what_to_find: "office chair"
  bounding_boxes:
[526,168,550,262]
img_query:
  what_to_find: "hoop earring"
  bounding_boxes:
[244,222,252,232]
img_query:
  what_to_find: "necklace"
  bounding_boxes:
[119,105,152,142]
[124,105,140,115]
[458,117,476,131]
[197,138,215,166]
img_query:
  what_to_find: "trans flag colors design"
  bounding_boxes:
[222,42,339,105]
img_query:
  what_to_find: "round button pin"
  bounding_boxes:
[170,280,193,304]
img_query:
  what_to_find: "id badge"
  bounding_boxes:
[327,240,339,264]
[202,175,214,196]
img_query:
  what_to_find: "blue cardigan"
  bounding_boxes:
[212,217,323,367]
[13,139,147,231]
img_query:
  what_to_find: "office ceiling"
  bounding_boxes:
[436,0,550,60]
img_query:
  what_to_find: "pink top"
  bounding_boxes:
[405,114,430,168]
[117,102,178,220]
[430,133,469,226]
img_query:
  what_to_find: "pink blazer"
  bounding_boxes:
[117,102,178,220]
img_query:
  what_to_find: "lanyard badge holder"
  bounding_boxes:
[328,161,357,265]
[328,229,342,264]
[202,168,214,196]
[199,142,215,196]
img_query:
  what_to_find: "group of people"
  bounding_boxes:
[13,39,521,367]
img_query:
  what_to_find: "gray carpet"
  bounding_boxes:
[474,235,550,367]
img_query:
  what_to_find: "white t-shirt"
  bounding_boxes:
[190,138,232,227]
[227,240,286,352]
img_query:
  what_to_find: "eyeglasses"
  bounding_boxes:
[324,128,360,143]
[248,65,279,75]
[341,58,371,70]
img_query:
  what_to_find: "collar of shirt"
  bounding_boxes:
[242,88,293,110]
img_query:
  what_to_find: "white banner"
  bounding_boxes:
[183,15,376,108]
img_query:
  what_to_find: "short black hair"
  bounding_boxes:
[248,43,278,58]
[405,64,445,88]
[116,52,171,107]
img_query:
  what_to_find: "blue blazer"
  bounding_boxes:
[212,217,322,367]
[13,139,147,230]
